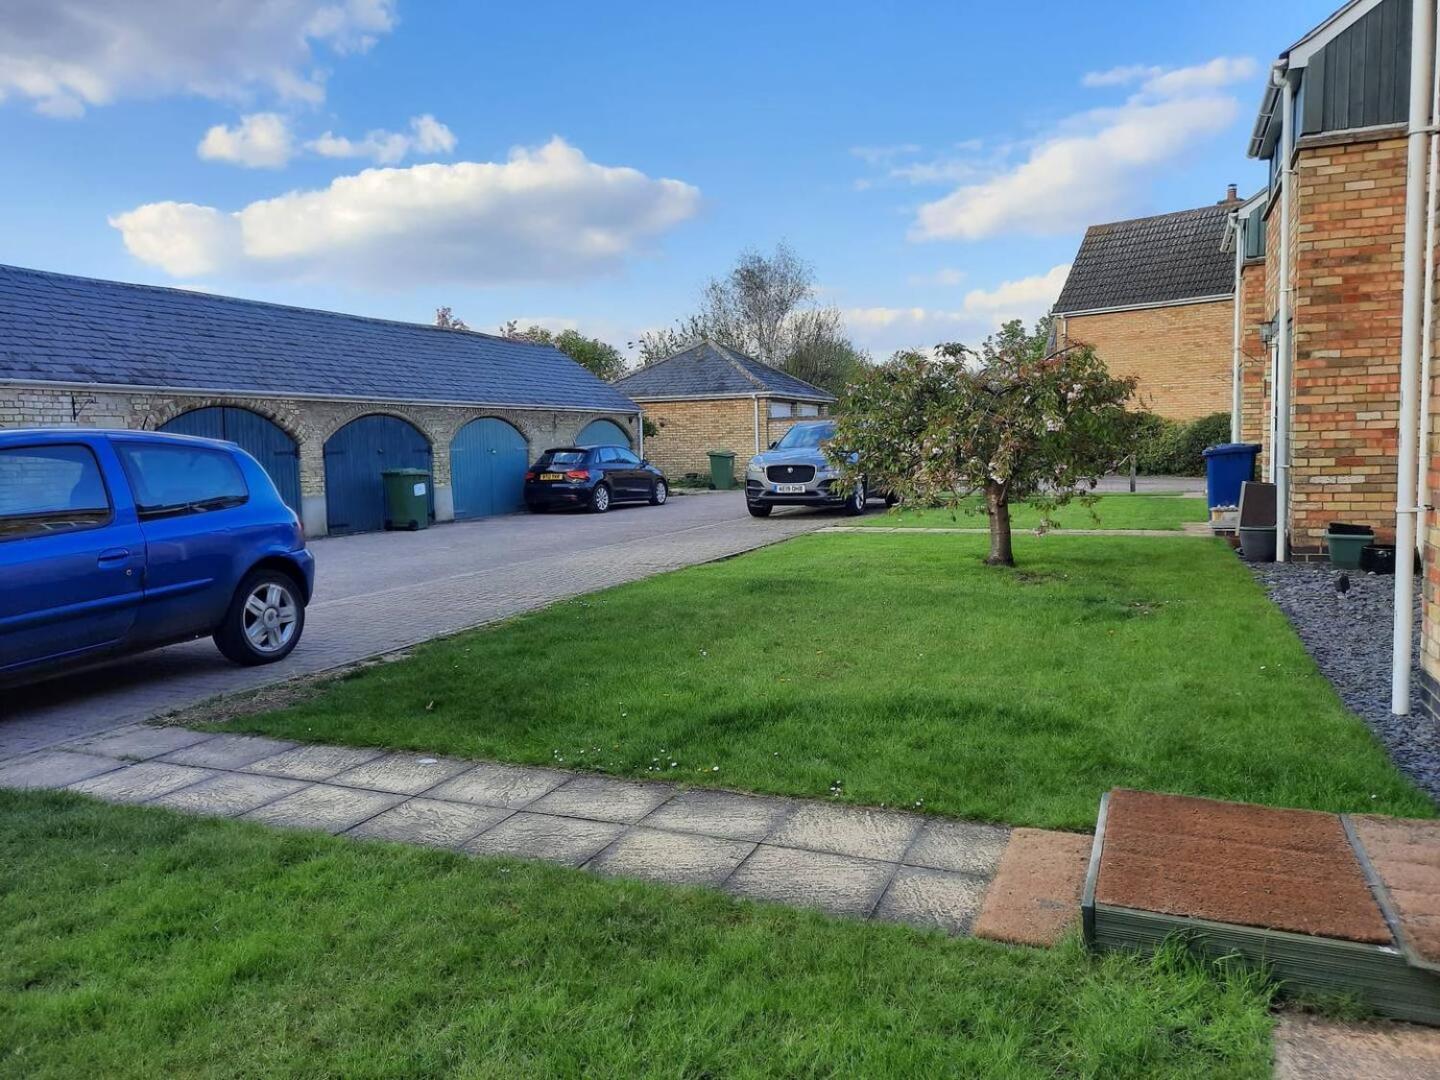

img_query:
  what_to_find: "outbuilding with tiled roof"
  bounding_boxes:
[613,341,834,481]
[0,263,641,536]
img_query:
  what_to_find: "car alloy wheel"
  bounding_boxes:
[242,580,299,655]
[591,484,611,513]
[844,479,866,516]
[652,481,668,505]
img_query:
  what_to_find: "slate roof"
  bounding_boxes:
[0,264,639,414]
[612,340,836,402]
[1052,203,1236,315]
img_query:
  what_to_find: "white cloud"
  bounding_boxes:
[198,113,295,168]
[0,0,395,117]
[907,267,968,287]
[307,114,457,165]
[111,137,701,286]
[909,56,1256,242]
[849,143,921,165]
[844,265,1068,356]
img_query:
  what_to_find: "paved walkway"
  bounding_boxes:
[0,724,1084,939]
[0,495,827,760]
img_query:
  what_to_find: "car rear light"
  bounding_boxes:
[565,469,590,481]
[524,470,537,481]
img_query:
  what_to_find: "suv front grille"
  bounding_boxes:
[766,464,816,483]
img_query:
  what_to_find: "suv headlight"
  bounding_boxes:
[746,460,763,475]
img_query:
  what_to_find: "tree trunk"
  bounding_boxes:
[983,482,1014,566]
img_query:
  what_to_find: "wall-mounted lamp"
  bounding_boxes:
[1258,319,1278,346]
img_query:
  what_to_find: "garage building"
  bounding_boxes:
[0,264,641,536]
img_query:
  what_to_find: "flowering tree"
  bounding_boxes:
[829,319,1137,566]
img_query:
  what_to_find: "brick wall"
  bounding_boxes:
[0,384,635,534]
[637,397,830,481]
[1055,299,1233,420]
[1287,135,1405,551]
[1238,257,1269,448]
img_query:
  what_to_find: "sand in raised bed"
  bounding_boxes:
[1094,789,1390,943]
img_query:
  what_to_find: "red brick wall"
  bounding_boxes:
[1287,135,1405,551]
[1238,257,1269,449]
[1055,300,1232,420]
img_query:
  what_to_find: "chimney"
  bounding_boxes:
[1222,183,1239,204]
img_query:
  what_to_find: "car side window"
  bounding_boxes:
[615,448,641,466]
[115,443,249,520]
[0,444,113,541]
[594,447,617,464]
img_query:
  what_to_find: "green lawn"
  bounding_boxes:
[0,790,1275,1078]
[219,533,1431,830]
[854,493,1209,531]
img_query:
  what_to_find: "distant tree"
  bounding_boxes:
[829,318,1137,567]
[639,243,868,394]
[501,321,626,382]
[434,306,470,331]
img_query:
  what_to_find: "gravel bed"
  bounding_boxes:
[1249,559,1440,803]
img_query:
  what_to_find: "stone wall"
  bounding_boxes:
[1054,299,1233,420]
[0,384,636,536]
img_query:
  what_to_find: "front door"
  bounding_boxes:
[0,441,145,674]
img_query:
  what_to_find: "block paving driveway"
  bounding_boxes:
[0,493,826,759]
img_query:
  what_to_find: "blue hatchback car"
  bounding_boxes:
[1,429,315,685]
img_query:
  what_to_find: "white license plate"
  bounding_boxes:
[774,483,807,494]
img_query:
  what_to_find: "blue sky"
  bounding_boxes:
[0,0,1331,359]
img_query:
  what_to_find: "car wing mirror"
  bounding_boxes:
[769,440,778,449]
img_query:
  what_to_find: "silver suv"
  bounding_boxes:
[744,420,874,518]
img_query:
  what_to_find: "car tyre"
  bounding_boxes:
[649,480,668,506]
[747,502,772,518]
[588,483,612,513]
[214,568,305,666]
[842,479,867,516]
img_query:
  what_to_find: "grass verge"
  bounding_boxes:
[853,493,1208,531]
[213,533,1430,830]
[0,790,1276,1078]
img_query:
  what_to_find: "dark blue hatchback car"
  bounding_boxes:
[1,429,315,685]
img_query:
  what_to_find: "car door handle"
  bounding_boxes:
[97,548,132,566]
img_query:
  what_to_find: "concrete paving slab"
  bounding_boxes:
[904,819,1010,877]
[460,811,624,867]
[66,761,218,804]
[244,744,386,781]
[768,803,922,862]
[145,772,309,817]
[327,752,473,796]
[874,866,989,934]
[587,827,754,886]
[1274,1014,1440,1079]
[723,844,895,918]
[346,798,512,847]
[638,788,794,842]
[159,734,299,770]
[240,784,403,834]
[0,750,125,790]
[527,775,675,824]
[423,762,569,809]
[65,724,214,761]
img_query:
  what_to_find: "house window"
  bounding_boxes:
[798,403,820,417]
[769,401,793,418]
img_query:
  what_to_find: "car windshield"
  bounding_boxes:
[536,450,586,469]
[775,423,835,450]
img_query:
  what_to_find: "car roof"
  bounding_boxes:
[0,427,236,451]
[543,444,631,453]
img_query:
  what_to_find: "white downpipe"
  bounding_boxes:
[1274,67,1295,563]
[752,395,761,455]
[636,410,645,458]
[1231,211,1245,443]
[1417,8,1440,553]
[1392,0,1437,717]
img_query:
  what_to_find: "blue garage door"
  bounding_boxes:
[159,406,301,511]
[450,417,529,520]
[323,415,432,535]
[577,418,631,448]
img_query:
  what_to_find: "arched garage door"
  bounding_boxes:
[577,418,631,447]
[160,406,301,511]
[323,415,432,536]
[450,417,529,520]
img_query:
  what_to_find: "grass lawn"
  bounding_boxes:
[854,493,1209,531]
[0,790,1276,1078]
[217,533,1431,830]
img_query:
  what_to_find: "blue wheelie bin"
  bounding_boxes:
[1201,443,1260,509]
